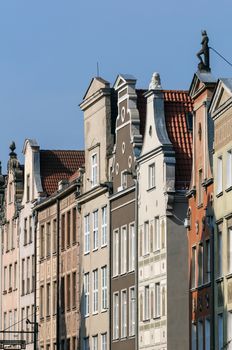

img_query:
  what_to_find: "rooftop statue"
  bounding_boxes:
[196,30,210,72]
[149,72,162,90]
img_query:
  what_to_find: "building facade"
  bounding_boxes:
[187,70,216,349]
[210,78,232,349]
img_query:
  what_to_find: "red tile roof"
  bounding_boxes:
[163,90,193,190]
[40,150,85,196]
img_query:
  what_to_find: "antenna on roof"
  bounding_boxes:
[97,62,99,77]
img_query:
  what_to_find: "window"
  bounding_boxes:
[192,323,197,350]
[121,170,127,189]
[227,150,232,188]
[9,311,12,340]
[217,156,223,194]
[72,337,76,350]
[91,154,98,187]
[83,337,89,350]
[26,174,30,202]
[205,317,210,350]
[93,269,98,313]
[53,281,57,315]
[9,264,12,290]
[29,216,32,243]
[218,313,223,350]
[148,163,155,189]
[198,243,203,286]
[113,292,119,339]
[129,223,135,271]
[84,273,89,316]
[121,290,127,338]
[154,216,160,251]
[40,285,44,318]
[72,272,76,308]
[67,274,71,310]
[52,219,57,254]
[22,259,25,295]
[113,229,119,276]
[84,215,90,254]
[191,246,196,288]
[46,222,51,257]
[197,319,203,350]
[121,226,127,274]
[14,262,17,290]
[227,311,232,350]
[144,286,150,320]
[4,266,7,291]
[26,257,30,293]
[101,333,107,350]
[101,266,107,310]
[154,283,160,318]
[228,227,232,274]
[101,207,107,246]
[46,283,50,317]
[198,169,203,204]
[61,277,65,313]
[40,225,45,259]
[24,218,28,245]
[9,182,12,203]
[3,312,7,339]
[92,335,98,350]
[72,208,77,244]
[93,210,98,250]
[205,240,211,283]
[129,287,135,336]
[61,214,65,250]
[218,226,222,277]
[67,211,71,247]
[143,221,149,255]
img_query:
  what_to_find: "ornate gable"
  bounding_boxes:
[189,71,217,99]
[209,79,232,118]
[83,77,110,101]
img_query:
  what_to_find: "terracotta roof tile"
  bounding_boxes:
[40,150,85,196]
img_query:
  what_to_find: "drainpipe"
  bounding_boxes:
[135,176,139,350]
[56,199,60,350]
[211,223,215,350]
[33,210,38,350]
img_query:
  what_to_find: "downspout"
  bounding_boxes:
[109,199,112,350]
[33,210,38,350]
[56,199,60,349]
[211,224,215,350]
[135,177,139,350]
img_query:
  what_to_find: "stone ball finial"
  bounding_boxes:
[149,72,162,90]
[10,141,16,153]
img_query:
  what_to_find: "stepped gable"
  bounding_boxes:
[163,90,193,190]
[40,150,85,195]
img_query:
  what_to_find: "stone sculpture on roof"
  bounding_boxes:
[149,72,162,90]
[196,30,210,72]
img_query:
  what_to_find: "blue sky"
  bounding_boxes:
[0,0,232,171]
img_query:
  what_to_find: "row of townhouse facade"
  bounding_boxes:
[1,49,232,350]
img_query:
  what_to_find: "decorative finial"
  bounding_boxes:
[196,30,210,72]
[10,141,16,153]
[149,72,162,90]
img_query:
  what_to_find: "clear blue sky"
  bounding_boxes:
[0,0,232,171]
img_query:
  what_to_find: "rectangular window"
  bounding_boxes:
[113,292,119,340]
[72,337,76,350]
[144,286,150,320]
[197,319,203,350]
[52,219,57,254]
[4,266,7,291]
[26,306,30,342]
[84,215,90,254]
[191,246,196,289]
[27,256,30,293]
[227,311,232,350]
[67,274,71,311]
[205,317,210,350]
[143,221,149,255]
[14,262,17,290]
[72,272,76,308]
[218,226,222,277]
[148,163,155,189]
[22,259,25,295]
[92,335,98,350]
[227,150,232,188]
[101,266,107,310]
[228,227,232,274]
[129,223,135,271]
[154,282,160,318]
[129,287,135,336]
[121,226,127,274]
[40,225,45,259]
[218,313,223,350]
[46,222,51,257]
[67,211,71,247]
[205,240,211,283]
[40,285,44,318]
[198,243,203,286]
[198,169,203,204]
[93,210,98,250]
[121,290,127,338]
[9,264,12,290]
[61,214,65,250]
[26,174,30,201]
[121,170,127,189]
[101,333,107,350]
[61,277,65,313]
[29,216,32,244]
[101,206,107,246]
[217,156,223,194]
[72,207,76,244]
[83,337,89,350]
[93,269,98,313]
[91,154,98,187]
[53,281,57,315]
[24,218,28,245]
[47,283,50,316]
[84,272,89,316]
[154,216,160,251]
[113,229,119,276]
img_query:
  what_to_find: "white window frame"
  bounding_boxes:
[129,222,135,272]
[84,272,90,317]
[144,285,150,321]
[154,216,160,251]
[121,226,127,274]
[113,229,119,277]
[205,317,210,350]
[217,156,223,194]
[129,286,135,336]
[101,266,107,311]
[101,206,107,247]
[227,149,232,189]
[228,227,232,274]
[148,163,155,189]
[92,269,98,314]
[154,282,160,318]
[91,153,98,187]
[101,333,107,350]
[143,221,149,256]
[113,292,119,340]
[121,289,127,338]
[92,335,98,350]
[121,170,127,189]
[93,210,98,251]
[84,215,90,254]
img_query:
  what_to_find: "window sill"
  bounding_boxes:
[84,314,89,318]
[92,248,98,252]
[225,272,232,279]
[101,244,107,249]
[143,253,150,258]
[3,290,7,295]
[101,308,107,313]
[143,318,150,323]
[84,251,90,256]
[225,186,232,193]
[216,191,223,198]
[153,315,161,320]
[46,315,51,320]
[216,276,223,283]
[66,245,71,250]
[92,311,98,316]
[147,186,156,192]
[197,203,203,209]
[8,287,12,293]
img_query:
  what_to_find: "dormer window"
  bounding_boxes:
[91,154,98,187]
[121,170,127,189]
[26,174,30,202]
